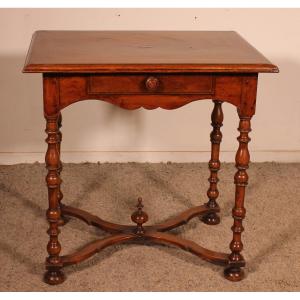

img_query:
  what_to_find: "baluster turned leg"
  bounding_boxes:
[202,100,223,225]
[224,115,251,281]
[57,112,67,226]
[44,114,65,285]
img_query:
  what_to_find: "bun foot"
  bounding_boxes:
[202,212,220,225]
[44,270,65,285]
[224,266,244,282]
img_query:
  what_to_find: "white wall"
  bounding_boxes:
[0,8,299,164]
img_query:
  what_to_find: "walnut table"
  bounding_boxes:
[23,31,278,285]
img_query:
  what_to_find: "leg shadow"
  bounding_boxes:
[0,241,43,276]
[247,217,300,273]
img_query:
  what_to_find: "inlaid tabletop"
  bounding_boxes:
[23,31,278,73]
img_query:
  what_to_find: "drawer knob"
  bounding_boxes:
[145,76,160,91]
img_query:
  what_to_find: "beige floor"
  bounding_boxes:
[0,162,299,291]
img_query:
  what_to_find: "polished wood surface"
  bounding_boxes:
[57,74,257,113]
[61,203,219,234]
[44,110,64,285]
[89,74,213,94]
[224,116,252,281]
[60,200,230,268]
[23,31,278,73]
[23,30,278,285]
[202,100,223,225]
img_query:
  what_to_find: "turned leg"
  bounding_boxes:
[57,113,68,226]
[202,100,223,225]
[44,114,65,285]
[57,112,62,205]
[224,115,251,281]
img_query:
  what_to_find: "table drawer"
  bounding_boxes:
[88,74,214,95]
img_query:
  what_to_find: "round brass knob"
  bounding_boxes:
[145,76,160,92]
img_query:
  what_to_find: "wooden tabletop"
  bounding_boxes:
[23,31,278,73]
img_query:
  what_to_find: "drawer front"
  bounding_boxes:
[88,74,214,95]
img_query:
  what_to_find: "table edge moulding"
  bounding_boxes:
[23,30,279,285]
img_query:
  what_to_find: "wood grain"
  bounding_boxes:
[144,231,230,266]
[23,31,278,73]
[57,74,255,112]
[59,203,228,267]
[61,204,219,233]
[88,74,213,94]
[61,234,136,266]
[43,77,65,284]
[23,30,278,285]
[202,100,223,225]
[224,116,252,282]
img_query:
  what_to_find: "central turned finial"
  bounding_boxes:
[131,197,148,235]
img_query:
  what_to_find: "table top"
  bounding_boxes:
[23,30,278,73]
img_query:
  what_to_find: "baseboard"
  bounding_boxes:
[0,150,300,164]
